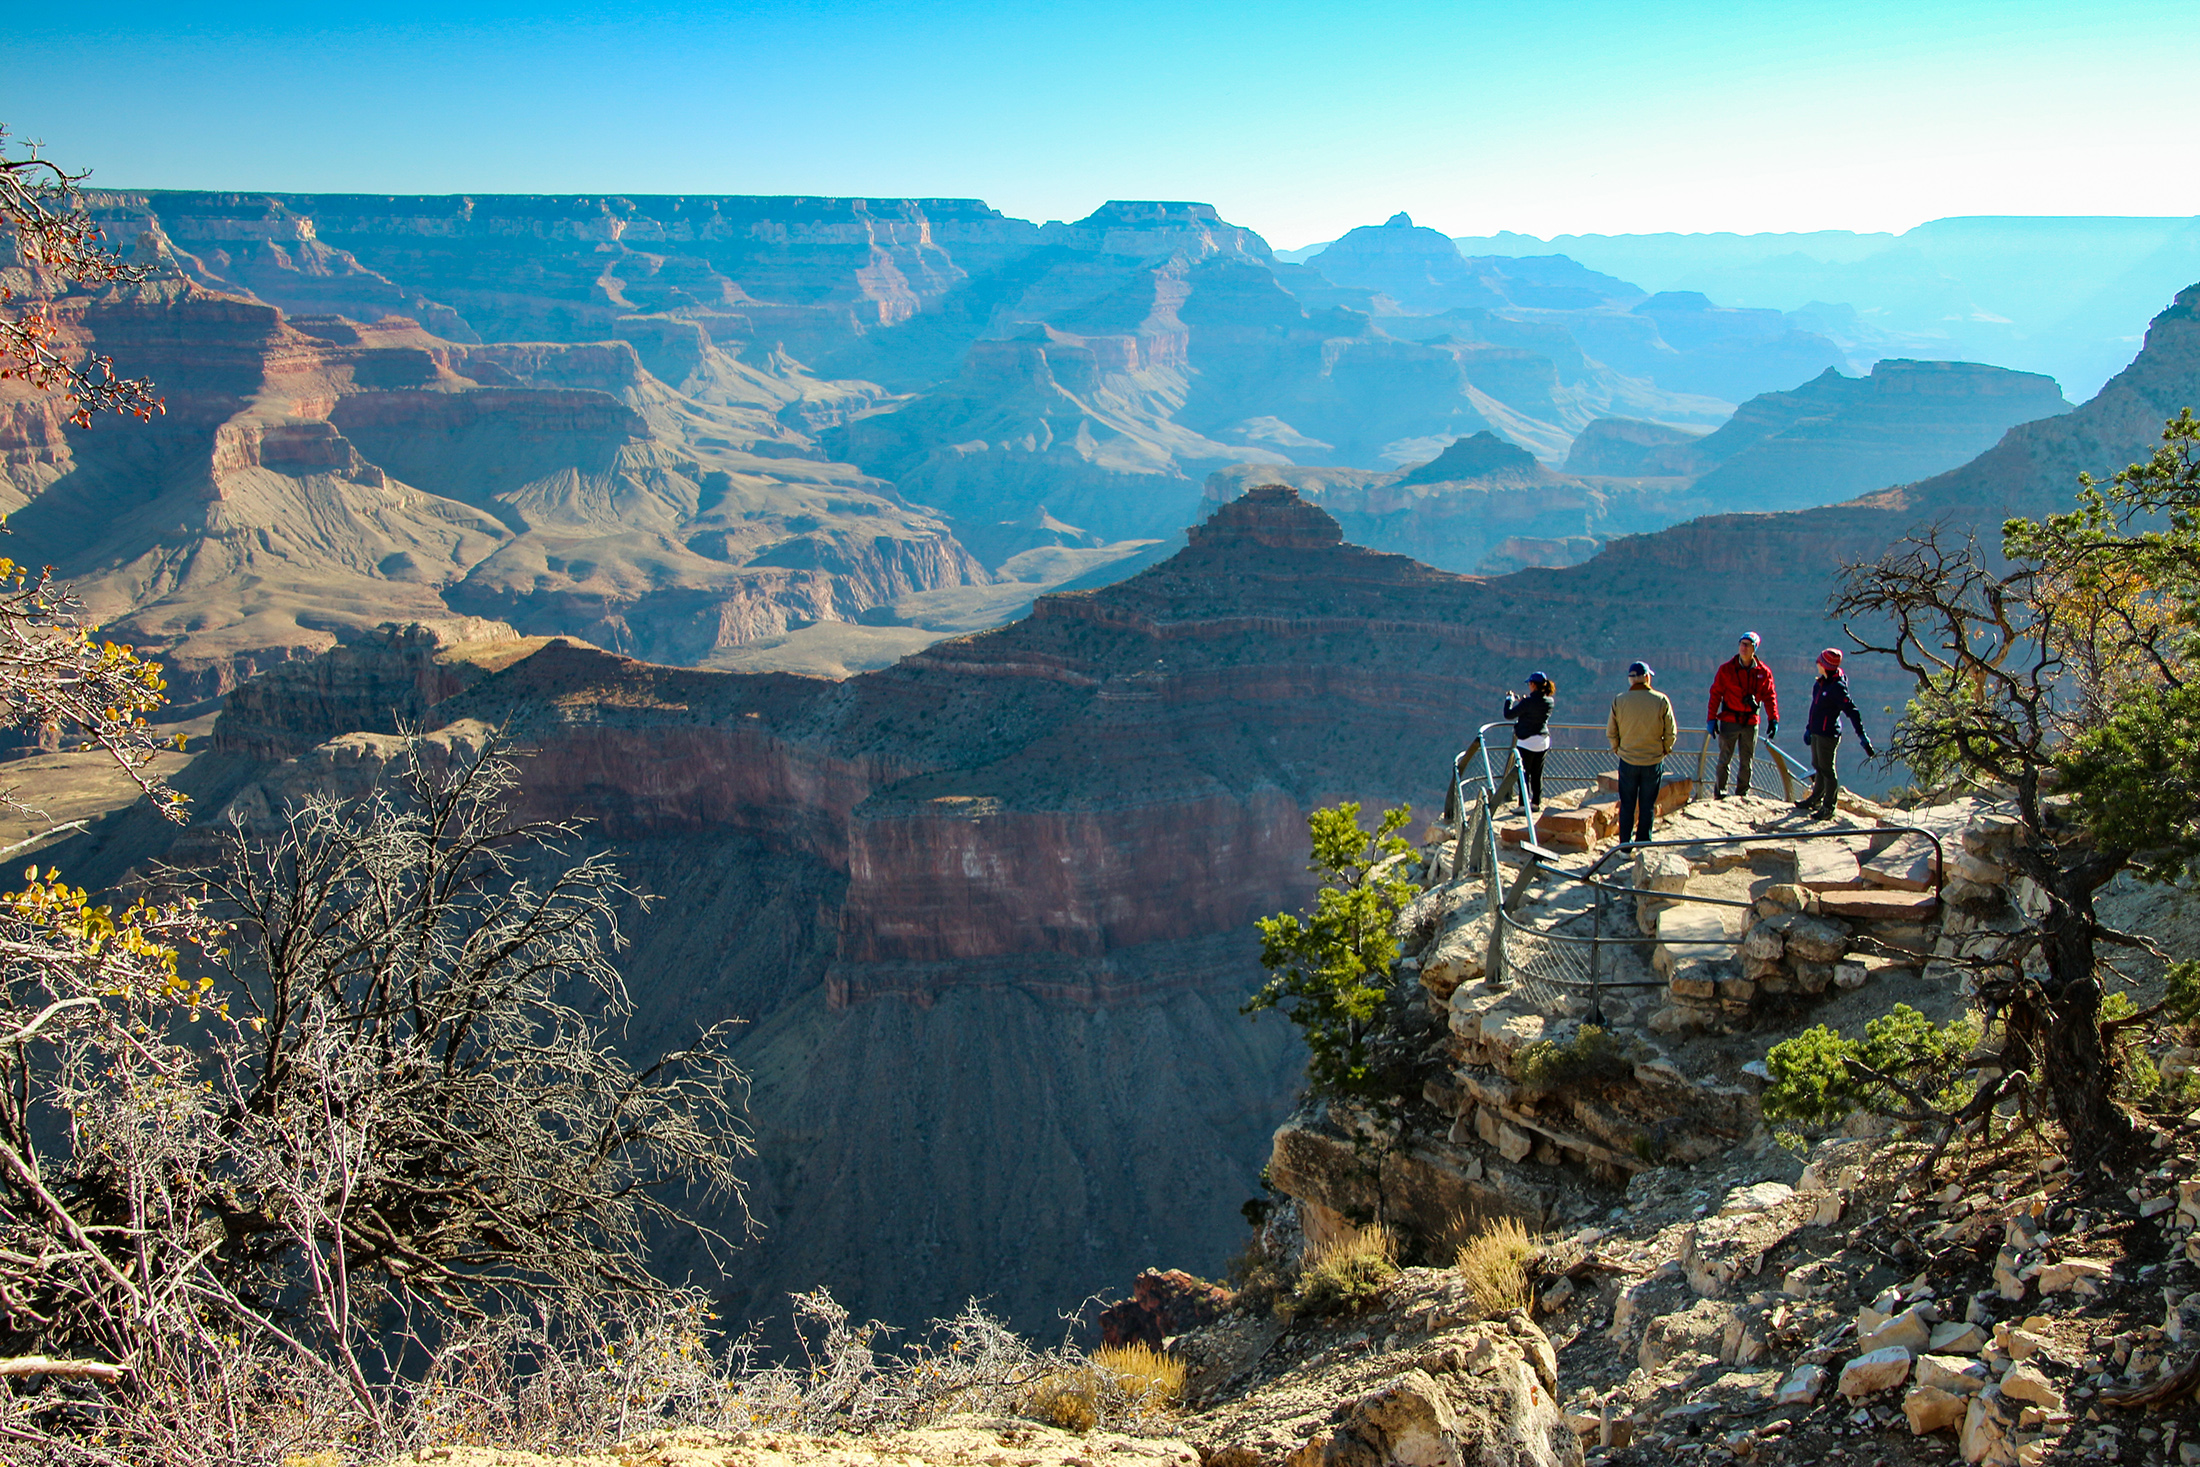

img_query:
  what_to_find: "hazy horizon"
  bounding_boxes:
[8,0,2195,247]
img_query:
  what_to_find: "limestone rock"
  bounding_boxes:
[1280,1357,1582,1467]
[1639,1298,1735,1372]
[1817,888,1941,922]
[1858,1303,1935,1354]
[1678,1195,1812,1297]
[1839,1346,1915,1398]
[1959,1386,2018,1465]
[1779,914,1852,963]
[1718,1181,1793,1215]
[1863,831,1942,891]
[1905,1383,1969,1434]
[1422,915,1495,997]
[1997,1363,2062,1412]
[2032,1258,2109,1296]
[1773,1363,1827,1405]
[1915,1354,1991,1395]
[1929,1321,1989,1354]
[1795,844,1866,892]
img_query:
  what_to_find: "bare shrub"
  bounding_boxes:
[1,734,753,1462]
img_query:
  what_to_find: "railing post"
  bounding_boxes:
[1587,881,1605,1026]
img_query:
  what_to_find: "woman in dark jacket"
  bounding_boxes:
[1503,672,1555,812]
[1796,649,1877,818]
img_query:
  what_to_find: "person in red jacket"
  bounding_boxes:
[1705,632,1779,799]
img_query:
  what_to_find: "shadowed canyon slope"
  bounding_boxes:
[55,487,1550,1338]
[46,277,2200,1339]
[2,192,2080,694]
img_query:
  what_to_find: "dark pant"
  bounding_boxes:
[1715,721,1756,795]
[1616,759,1660,843]
[1804,734,1840,813]
[1519,748,1546,810]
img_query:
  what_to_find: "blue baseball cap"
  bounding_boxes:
[1627,661,1653,677]
[1527,669,1549,685]
[1739,631,1761,646]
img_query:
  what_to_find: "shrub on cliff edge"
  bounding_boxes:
[1245,802,1416,1099]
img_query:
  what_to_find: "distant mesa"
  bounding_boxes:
[1395,430,1546,486]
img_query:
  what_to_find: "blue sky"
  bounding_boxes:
[7,0,2195,248]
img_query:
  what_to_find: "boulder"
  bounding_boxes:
[1739,922,1785,962]
[1780,914,1852,963]
[1996,1363,2062,1412]
[1773,1363,1827,1405]
[1905,1384,1969,1434]
[1719,1181,1794,1215]
[1915,1354,1991,1395]
[1839,1346,1915,1398]
[1962,814,2024,856]
[1632,849,1693,933]
[2032,1258,2109,1296]
[1654,904,1737,978]
[1859,1304,1935,1354]
[1950,850,2006,886]
[1959,1387,2018,1465]
[1282,1354,1581,1467]
[1929,1321,1989,1354]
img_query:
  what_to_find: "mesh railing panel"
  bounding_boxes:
[1496,920,1593,1008]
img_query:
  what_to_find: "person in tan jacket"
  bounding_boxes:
[1607,661,1677,843]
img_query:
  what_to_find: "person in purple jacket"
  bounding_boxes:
[1795,648,1877,819]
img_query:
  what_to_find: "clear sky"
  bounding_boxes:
[6,0,2195,249]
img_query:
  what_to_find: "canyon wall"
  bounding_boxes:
[12,191,2075,698]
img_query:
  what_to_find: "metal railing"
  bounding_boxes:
[1442,720,1946,1018]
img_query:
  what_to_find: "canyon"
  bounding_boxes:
[42,276,2200,1344]
[0,194,2089,697]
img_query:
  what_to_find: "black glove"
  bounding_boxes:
[1707,720,1720,737]
[1766,719,1777,738]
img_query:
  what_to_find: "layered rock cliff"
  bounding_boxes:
[0,273,984,696]
[33,189,1949,691]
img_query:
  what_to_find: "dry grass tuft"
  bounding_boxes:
[1454,1215,1539,1315]
[1092,1343,1186,1410]
[1021,1366,1104,1433]
[1287,1221,1399,1318]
